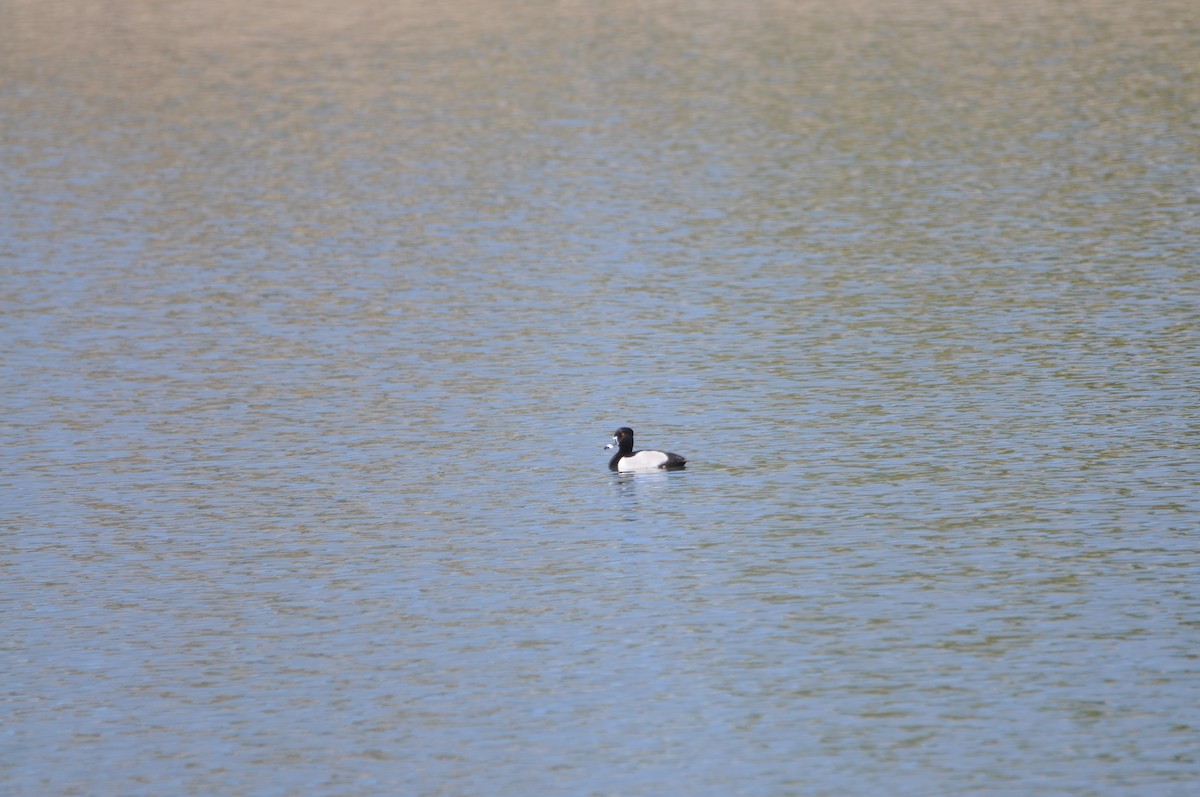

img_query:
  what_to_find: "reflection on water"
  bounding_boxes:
[610,468,692,523]
[2,1,1198,795]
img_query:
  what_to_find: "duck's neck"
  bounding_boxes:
[608,442,633,470]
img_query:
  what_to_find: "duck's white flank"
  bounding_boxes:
[615,450,671,471]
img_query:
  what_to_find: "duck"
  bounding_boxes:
[605,427,687,471]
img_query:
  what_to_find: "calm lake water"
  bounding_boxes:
[3,1,1198,794]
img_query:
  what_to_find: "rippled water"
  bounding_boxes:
[3,1,1198,794]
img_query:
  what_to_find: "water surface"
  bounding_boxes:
[3,1,1198,794]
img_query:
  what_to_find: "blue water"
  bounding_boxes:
[3,1,1198,795]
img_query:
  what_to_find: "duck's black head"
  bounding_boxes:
[606,427,635,454]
